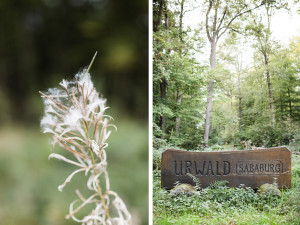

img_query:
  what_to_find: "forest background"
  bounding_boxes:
[153,0,300,152]
[0,0,148,224]
[153,0,300,223]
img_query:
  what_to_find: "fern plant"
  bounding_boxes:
[208,180,229,189]
[186,173,201,190]
[40,53,131,225]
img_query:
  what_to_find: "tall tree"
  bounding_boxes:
[175,0,186,137]
[153,0,170,139]
[271,39,300,122]
[203,0,269,145]
[153,0,164,32]
[218,37,245,131]
[153,0,206,148]
[246,3,279,126]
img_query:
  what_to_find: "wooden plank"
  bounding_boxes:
[161,147,291,189]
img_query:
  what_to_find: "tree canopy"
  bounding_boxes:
[153,0,300,151]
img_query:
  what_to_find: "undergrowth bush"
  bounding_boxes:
[153,149,162,170]
[153,163,300,224]
[233,122,300,150]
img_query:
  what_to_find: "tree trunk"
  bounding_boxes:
[154,0,164,32]
[266,70,275,125]
[160,78,167,139]
[159,0,170,139]
[164,0,169,30]
[204,38,217,145]
[280,92,283,117]
[287,88,292,118]
[175,94,181,137]
[175,0,184,138]
[179,0,185,39]
[201,0,267,145]
[264,55,275,125]
[237,73,242,130]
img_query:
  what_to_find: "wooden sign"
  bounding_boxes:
[161,147,291,189]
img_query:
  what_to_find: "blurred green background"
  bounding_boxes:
[0,0,148,224]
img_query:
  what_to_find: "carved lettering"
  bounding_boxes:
[260,164,264,172]
[244,164,249,172]
[275,164,280,172]
[270,164,274,172]
[162,148,291,189]
[223,161,230,175]
[250,164,254,172]
[237,161,283,174]
[238,164,243,173]
[174,160,182,176]
[185,161,192,174]
[265,164,269,172]
[216,161,221,175]
[206,161,214,175]
[255,164,259,172]
[175,160,235,176]
[195,161,205,175]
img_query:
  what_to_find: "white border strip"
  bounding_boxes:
[148,0,153,224]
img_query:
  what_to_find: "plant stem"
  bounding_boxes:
[89,147,110,219]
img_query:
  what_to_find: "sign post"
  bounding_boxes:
[161,147,291,189]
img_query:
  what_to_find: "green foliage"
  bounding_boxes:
[153,149,162,170]
[153,155,300,224]
[153,1,300,224]
[208,180,229,189]
[186,173,201,190]
[153,0,207,150]
[233,121,299,149]
[153,8,300,151]
[208,36,300,149]
[292,164,300,177]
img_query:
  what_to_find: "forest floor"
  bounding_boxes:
[153,152,300,225]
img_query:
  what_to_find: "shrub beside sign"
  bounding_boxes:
[161,147,291,189]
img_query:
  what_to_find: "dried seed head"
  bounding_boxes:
[40,57,131,224]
